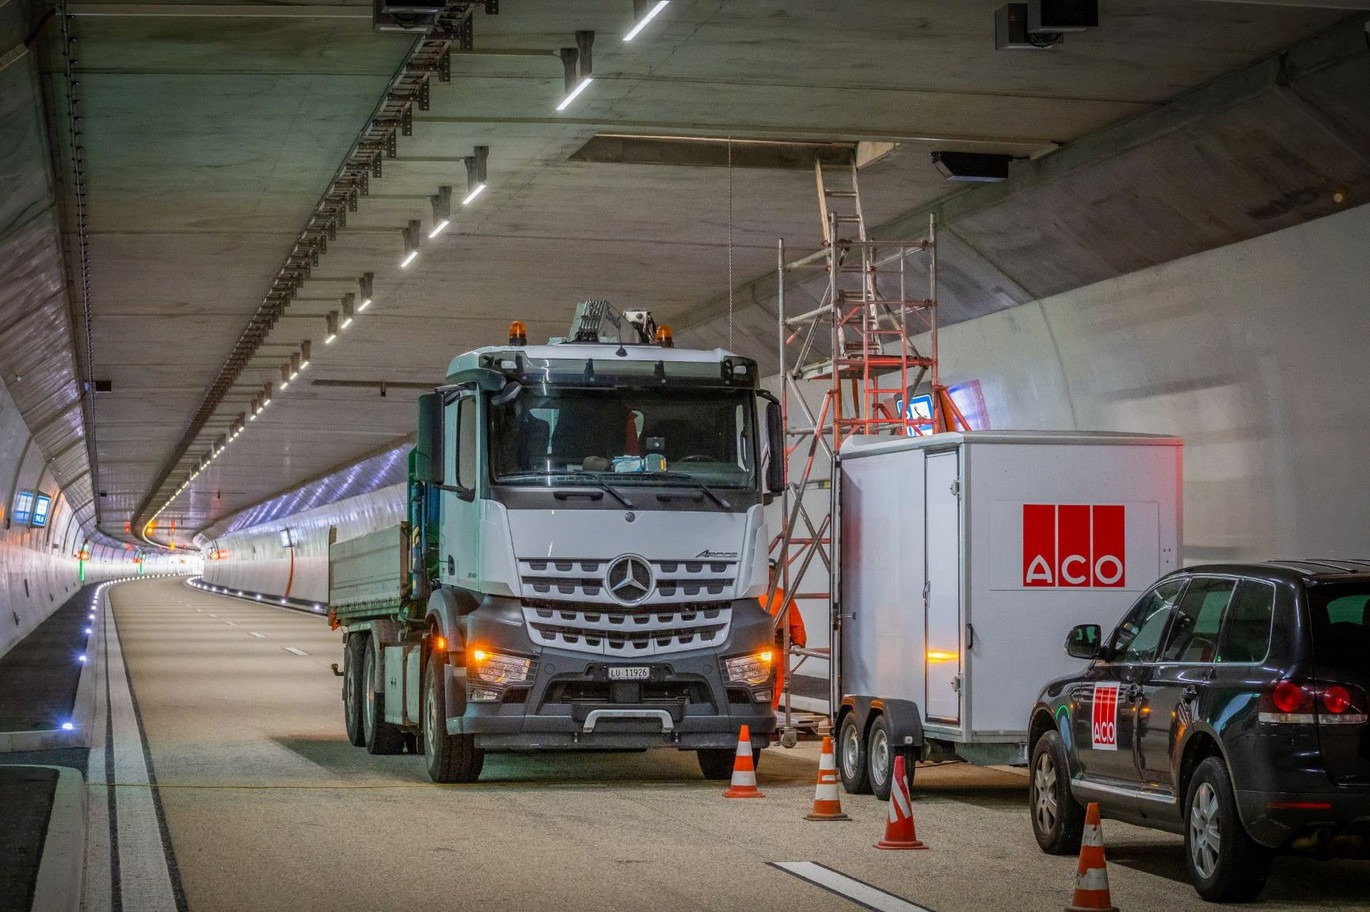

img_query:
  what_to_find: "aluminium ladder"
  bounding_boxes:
[771,158,968,743]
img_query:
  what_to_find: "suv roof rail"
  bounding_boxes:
[1267,559,1370,575]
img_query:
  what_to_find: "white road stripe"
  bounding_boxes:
[207,613,217,618]
[770,862,935,912]
[283,646,309,656]
[224,621,238,627]
[248,632,267,639]
[192,608,201,613]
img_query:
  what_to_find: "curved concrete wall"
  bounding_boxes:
[199,484,405,605]
[1,383,187,659]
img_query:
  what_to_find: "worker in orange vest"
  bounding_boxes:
[760,561,807,710]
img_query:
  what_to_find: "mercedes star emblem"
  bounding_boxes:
[606,555,653,605]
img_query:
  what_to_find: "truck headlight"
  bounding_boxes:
[468,648,531,685]
[724,650,774,687]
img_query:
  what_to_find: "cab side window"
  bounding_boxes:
[1161,577,1236,663]
[1215,580,1276,663]
[1107,579,1186,663]
[457,397,477,491]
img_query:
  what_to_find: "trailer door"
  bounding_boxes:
[924,449,961,723]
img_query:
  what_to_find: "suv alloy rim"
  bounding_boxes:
[1190,781,1221,879]
[1034,750,1058,834]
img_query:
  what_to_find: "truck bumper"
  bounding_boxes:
[448,595,777,751]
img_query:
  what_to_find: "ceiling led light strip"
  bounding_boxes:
[623,0,668,41]
[132,4,486,542]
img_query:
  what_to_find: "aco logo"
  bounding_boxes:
[1022,504,1125,588]
[1091,682,1120,751]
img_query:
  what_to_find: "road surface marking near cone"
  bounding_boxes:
[769,862,935,912]
[805,736,850,821]
[876,754,928,849]
[1066,802,1118,912]
[723,724,763,798]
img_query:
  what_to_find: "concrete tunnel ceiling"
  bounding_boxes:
[16,0,1368,549]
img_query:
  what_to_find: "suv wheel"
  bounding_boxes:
[1029,730,1084,854]
[837,713,870,795]
[1184,756,1271,902]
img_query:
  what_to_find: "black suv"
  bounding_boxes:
[1027,561,1370,902]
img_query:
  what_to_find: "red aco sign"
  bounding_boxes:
[1022,504,1125,588]
[1091,682,1120,750]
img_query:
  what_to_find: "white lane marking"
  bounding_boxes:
[769,862,935,912]
[283,647,310,656]
[193,608,202,613]
[224,621,238,627]
[207,613,217,618]
[101,595,179,912]
[248,632,267,639]
[84,603,113,912]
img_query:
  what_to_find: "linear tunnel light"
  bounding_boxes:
[299,340,311,371]
[341,294,355,329]
[462,147,488,204]
[558,34,594,112]
[280,363,291,390]
[429,186,451,238]
[624,0,669,41]
[325,312,339,344]
[401,220,421,268]
[557,77,592,111]
[358,273,373,311]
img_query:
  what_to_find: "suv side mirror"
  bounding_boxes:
[764,400,785,495]
[1065,624,1103,660]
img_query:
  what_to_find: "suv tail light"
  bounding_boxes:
[1259,680,1369,725]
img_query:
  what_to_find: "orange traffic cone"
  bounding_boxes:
[722,725,764,798]
[805,736,851,821]
[1066,803,1118,912]
[875,754,927,849]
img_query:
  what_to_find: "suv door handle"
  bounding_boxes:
[1125,684,1143,703]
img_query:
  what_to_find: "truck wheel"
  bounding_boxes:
[697,749,736,780]
[866,715,912,801]
[837,713,870,795]
[1184,757,1271,902]
[363,636,405,755]
[1029,730,1084,855]
[423,650,484,783]
[343,633,366,747]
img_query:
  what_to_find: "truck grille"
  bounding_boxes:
[518,558,737,606]
[521,603,731,656]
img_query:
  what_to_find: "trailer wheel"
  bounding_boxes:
[363,636,405,755]
[837,713,871,795]
[343,633,366,747]
[423,650,484,783]
[867,715,913,801]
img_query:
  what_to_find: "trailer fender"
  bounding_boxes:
[425,588,477,654]
[870,698,926,751]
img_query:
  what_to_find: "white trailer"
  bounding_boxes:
[832,430,1181,798]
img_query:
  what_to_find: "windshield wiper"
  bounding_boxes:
[497,471,634,508]
[654,472,732,509]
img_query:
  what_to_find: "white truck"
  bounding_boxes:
[329,303,785,782]
[831,430,1182,798]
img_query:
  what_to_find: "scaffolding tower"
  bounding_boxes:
[771,159,968,743]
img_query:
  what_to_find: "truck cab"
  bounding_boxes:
[348,304,785,782]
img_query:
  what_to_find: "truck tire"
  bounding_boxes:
[837,713,871,795]
[1029,730,1084,855]
[866,714,913,801]
[423,651,483,783]
[363,636,405,755]
[697,749,736,780]
[343,633,366,747]
[1184,757,1271,902]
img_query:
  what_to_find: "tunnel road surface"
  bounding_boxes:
[82,578,1369,912]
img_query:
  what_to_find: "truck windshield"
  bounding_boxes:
[489,387,756,489]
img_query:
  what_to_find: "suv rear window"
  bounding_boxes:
[1307,584,1370,668]
[1215,580,1276,663]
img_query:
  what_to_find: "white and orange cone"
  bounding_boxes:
[1066,802,1118,912]
[805,736,850,821]
[875,754,927,849]
[722,724,764,798]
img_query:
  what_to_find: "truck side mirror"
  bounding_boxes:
[414,393,443,484]
[1065,624,1102,660]
[765,400,784,494]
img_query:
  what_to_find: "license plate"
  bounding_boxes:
[608,666,651,681]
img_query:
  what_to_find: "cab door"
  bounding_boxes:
[1073,579,1186,785]
[439,393,481,589]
